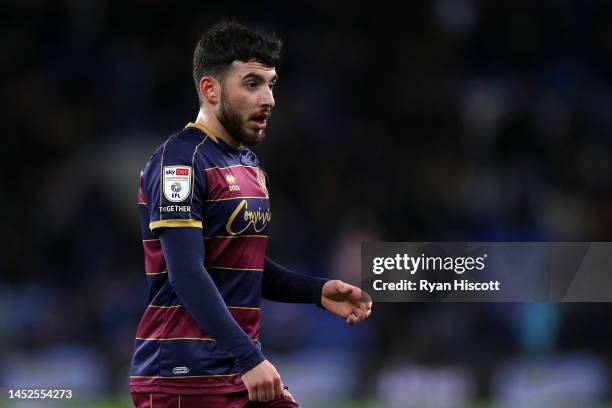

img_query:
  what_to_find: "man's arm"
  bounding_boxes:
[263,257,372,324]
[262,257,328,306]
[160,227,283,401]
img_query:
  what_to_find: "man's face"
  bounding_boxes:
[216,60,277,146]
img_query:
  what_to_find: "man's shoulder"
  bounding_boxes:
[145,126,211,167]
[163,126,210,154]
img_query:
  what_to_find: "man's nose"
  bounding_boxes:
[259,87,275,108]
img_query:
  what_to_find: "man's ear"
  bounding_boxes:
[199,76,220,104]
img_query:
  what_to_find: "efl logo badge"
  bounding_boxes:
[163,166,191,202]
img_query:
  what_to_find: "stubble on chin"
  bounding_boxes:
[217,94,267,146]
[247,129,266,146]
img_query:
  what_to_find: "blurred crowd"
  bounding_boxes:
[3,0,612,404]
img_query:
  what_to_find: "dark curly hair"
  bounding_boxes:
[192,21,282,101]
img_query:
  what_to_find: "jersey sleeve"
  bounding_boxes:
[143,136,206,234]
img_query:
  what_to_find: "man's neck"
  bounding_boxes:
[195,109,241,149]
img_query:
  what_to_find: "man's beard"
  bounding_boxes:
[217,93,265,146]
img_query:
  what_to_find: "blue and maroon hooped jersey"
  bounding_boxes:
[130,122,271,395]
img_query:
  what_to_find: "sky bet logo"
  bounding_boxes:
[166,168,189,176]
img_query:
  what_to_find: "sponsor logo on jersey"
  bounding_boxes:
[163,166,191,202]
[172,366,189,375]
[256,169,268,197]
[226,199,271,235]
[226,174,241,192]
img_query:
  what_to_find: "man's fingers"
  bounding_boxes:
[274,376,283,399]
[337,281,353,294]
[257,382,267,402]
[241,360,284,402]
[262,377,282,401]
[350,286,372,305]
[265,382,274,402]
[247,384,256,401]
[353,308,367,319]
[359,290,373,305]
[346,285,361,299]
[346,312,362,325]
[346,307,371,325]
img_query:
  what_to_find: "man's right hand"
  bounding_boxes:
[241,359,284,402]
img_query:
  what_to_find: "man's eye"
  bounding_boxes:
[246,82,257,89]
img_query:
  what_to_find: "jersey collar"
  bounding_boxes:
[185,122,246,153]
[185,122,219,144]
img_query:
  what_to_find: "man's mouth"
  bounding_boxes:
[250,113,270,130]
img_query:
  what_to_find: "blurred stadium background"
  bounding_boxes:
[3,1,612,407]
